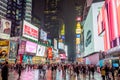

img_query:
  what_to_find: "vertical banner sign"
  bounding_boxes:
[9,41,18,59]
[18,41,26,54]
[48,47,52,59]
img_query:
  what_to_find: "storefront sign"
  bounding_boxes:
[22,20,38,41]
[25,41,37,53]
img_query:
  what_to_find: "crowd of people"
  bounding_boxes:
[0,61,120,80]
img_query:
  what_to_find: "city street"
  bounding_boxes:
[0,69,102,80]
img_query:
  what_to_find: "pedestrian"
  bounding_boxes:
[43,64,47,79]
[109,66,115,80]
[82,65,86,80]
[91,64,95,79]
[117,66,120,80]
[105,65,109,80]
[101,66,106,80]
[1,62,9,80]
[17,63,22,79]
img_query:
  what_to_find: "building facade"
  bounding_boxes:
[5,0,32,36]
[0,0,7,18]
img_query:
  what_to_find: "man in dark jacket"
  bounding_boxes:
[1,62,9,80]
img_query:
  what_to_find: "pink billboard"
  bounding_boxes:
[59,54,66,59]
[25,41,37,53]
[18,41,26,54]
[98,0,120,51]
[117,0,120,38]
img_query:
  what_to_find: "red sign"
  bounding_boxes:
[48,47,52,59]
[22,21,38,41]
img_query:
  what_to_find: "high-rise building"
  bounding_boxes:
[6,0,32,36]
[25,0,32,22]
[82,0,105,20]
[0,0,7,18]
[44,0,61,39]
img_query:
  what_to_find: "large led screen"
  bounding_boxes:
[98,0,120,50]
[84,2,104,56]
[25,41,37,53]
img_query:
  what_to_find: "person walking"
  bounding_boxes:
[117,66,120,80]
[101,66,106,80]
[17,63,22,79]
[91,64,95,79]
[1,62,9,80]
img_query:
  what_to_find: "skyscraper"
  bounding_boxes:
[6,0,32,36]
[44,0,61,39]
[0,0,7,18]
[25,0,32,22]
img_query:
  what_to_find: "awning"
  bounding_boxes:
[107,45,120,56]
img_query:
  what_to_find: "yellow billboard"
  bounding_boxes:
[0,40,9,59]
[76,38,80,44]
[0,40,9,46]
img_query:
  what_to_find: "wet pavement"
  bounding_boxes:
[0,69,102,80]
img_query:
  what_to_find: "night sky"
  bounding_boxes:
[33,0,84,61]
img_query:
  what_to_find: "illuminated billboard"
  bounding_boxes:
[54,39,57,50]
[98,0,120,51]
[0,40,9,59]
[84,2,104,56]
[25,41,37,54]
[40,29,47,41]
[36,45,46,56]
[0,19,12,39]
[22,20,38,41]
[9,41,18,59]
[48,47,52,59]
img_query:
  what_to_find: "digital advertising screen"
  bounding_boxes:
[25,41,37,54]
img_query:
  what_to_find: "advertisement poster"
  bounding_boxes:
[0,40,9,58]
[59,54,66,59]
[0,18,11,34]
[25,41,37,53]
[22,20,38,41]
[9,41,18,59]
[18,41,26,54]
[40,29,47,41]
[48,47,52,59]
[36,45,46,56]
[54,39,57,50]
[0,46,9,58]
[0,19,11,39]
